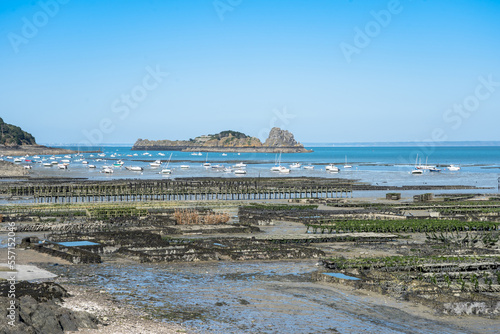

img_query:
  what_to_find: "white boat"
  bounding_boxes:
[150,160,161,168]
[23,165,32,170]
[203,153,211,168]
[234,169,247,175]
[102,167,114,173]
[191,152,199,156]
[113,160,124,167]
[33,155,40,159]
[411,154,424,174]
[125,166,143,171]
[271,152,283,171]
[447,165,461,171]
[180,165,190,169]
[417,164,436,170]
[211,164,225,170]
[13,158,22,163]
[325,164,340,172]
[98,153,106,157]
[222,153,227,156]
[304,165,314,170]
[64,155,71,159]
[344,156,352,169]
[58,164,68,169]
[160,153,173,174]
[88,165,96,169]
[234,162,247,168]
[43,163,52,167]
[289,162,301,168]
[223,167,233,173]
[61,159,70,163]
[51,161,58,165]
[279,166,290,174]
[82,161,88,164]
[158,152,165,156]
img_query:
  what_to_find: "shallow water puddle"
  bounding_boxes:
[323,272,361,280]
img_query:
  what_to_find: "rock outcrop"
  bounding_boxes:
[0,281,98,333]
[264,127,301,147]
[132,128,312,153]
[0,160,27,177]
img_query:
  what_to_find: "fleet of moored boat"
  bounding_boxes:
[0,152,465,177]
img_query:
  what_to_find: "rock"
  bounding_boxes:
[19,296,64,334]
[72,311,99,329]
[264,127,301,147]
[132,128,312,153]
[0,282,98,333]
[58,311,79,331]
[0,160,27,177]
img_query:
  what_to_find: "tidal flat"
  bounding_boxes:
[43,260,498,334]
[1,176,499,333]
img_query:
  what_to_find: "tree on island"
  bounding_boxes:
[209,130,248,140]
[0,117,36,146]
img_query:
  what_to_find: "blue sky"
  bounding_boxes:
[1,0,499,146]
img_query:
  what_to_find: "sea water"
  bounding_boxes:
[15,145,500,194]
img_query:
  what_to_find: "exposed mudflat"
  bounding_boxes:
[41,260,498,334]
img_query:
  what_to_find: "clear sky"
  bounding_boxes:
[1,0,499,146]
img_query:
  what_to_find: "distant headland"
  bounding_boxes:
[0,117,96,156]
[132,127,312,153]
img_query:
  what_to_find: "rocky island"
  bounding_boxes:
[132,127,312,153]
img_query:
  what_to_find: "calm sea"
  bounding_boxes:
[16,145,500,195]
